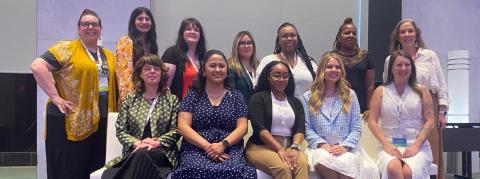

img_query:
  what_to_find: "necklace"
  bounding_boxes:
[280,52,297,69]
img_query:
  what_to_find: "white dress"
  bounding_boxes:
[255,53,317,101]
[376,84,433,179]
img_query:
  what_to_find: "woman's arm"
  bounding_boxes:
[31,58,74,113]
[366,69,375,108]
[115,94,141,148]
[412,87,435,148]
[178,111,211,150]
[302,95,327,148]
[114,36,133,101]
[368,86,402,159]
[341,92,362,149]
[165,63,176,88]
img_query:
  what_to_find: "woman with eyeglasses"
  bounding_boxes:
[115,7,158,103]
[31,9,117,179]
[246,61,308,179]
[227,31,258,102]
[255,22,317,101]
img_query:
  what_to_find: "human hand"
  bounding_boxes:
[205,142,225,159]
[277,148,291,167]
[141,138,160,149]
[330,145,348,156]
[402,145,420,158]
[51,96,75,114]
[383,143,402,159]
[319,143,333,151]
[213,153,230,163]
[438,114,447,128]
[286,149,300,170]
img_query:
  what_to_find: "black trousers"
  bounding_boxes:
[45,114,107,179]
[102,148,172,179]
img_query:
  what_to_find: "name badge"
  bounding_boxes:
[391,128,407,147]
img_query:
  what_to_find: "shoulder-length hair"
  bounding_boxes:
[389,19,426,52]
[128,7,158,66]
[273,22,316,79]
[227,31,258,77]
[254,61,295,97]
[175,17,207,62]
[309,52,351,114]
[191,50,231,91]
[384,50,422,95]
[132,54,169,94]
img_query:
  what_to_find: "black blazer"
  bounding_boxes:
[247,90,305,145]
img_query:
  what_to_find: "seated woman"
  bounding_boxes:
[103,54,179,179]
[246,61,308,179]
[368,50,434,179]
[171,50,256,179]
[303,52,378,179]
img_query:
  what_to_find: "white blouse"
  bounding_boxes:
[270,92,295,137]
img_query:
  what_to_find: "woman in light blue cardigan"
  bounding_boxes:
[303,52,378,179]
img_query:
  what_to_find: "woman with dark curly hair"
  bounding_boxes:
[246,61,308,179]
[103,54,179,179]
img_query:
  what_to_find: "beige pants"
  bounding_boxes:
[245,143,308,179]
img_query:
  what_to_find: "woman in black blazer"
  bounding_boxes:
[245,61,308,179]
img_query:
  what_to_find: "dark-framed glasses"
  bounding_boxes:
[80,21,100,28]
[239,40,254,46]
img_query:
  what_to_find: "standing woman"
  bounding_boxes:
[171,50,256,179]
[115,7,158,102]
[332,17,375,114]
[383,19,448,177]
[246,61,308,179]
[256,22,317,100]
[31,9,117,179]
[227,31,258,102]
[370,50,434,179]
[103,55,179,179]
[303,52,378,179]
[162,17,207,100]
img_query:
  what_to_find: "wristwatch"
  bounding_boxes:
[222,139,230,148]
[290,143,300,150]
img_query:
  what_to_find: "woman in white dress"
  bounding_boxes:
[255,22,317,100]
[383,19,448,178]
[303,52,378,179]
[370,50,434,179]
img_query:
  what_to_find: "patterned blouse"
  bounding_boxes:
[115,35,135,102]
[108,92,180,167]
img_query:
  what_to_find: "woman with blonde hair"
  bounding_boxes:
[227,31,258,102]
[304,52,378,179]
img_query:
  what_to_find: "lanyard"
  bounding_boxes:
[241,62,255,83]
[80,40,101,64]
[144,95,159,127]
[187,56,198,72]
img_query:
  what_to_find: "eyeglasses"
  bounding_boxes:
[238,40,254,47]
[270,73,289,80]
[80,21,100,28]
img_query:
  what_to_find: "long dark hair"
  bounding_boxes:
[175,17,207,62]
[273,22,316,79]
[128,7,158,65]
[191,50,231,91]
[254,61,295,97]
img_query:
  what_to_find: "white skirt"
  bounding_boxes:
[305,145,379,179]
[376,143,432,179]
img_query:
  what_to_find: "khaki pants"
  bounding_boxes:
[245,143,308,179]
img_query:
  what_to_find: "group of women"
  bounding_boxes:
[31,6,448,179]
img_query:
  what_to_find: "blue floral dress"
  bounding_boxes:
[171,89,256,179]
